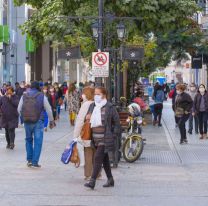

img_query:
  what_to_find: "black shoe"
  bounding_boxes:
[184,139,188,144]
[6,144,10,149]
[195,131,199,134]
[84,179,96,190]
[103,177,114,188]
[9,144,15,150]
[188,131,192,135]
[27,161,32,167]
[158,124,162,127]
[180,141,185,145]
[32,164,41,168]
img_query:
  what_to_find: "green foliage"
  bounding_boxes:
[14,0,201,74]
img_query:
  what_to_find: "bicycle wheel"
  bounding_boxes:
[122,134,144,163]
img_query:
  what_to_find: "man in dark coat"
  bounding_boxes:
[0,87,19,149]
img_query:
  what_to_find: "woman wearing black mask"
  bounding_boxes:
[193,84,208,139]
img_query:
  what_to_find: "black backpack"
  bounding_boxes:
[22,92,43,123]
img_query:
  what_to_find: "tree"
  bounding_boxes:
[14,0,201,72]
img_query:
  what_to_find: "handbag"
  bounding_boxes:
[80,120,92,140]
[58,98,63,105]
[175,107,184,117]
[70,144,80,168]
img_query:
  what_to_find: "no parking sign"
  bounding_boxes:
[92,52,109,77]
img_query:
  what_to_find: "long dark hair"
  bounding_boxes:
[198,84,207,93]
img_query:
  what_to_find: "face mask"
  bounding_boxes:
[176,90,182,95]
[82,94,87,101]
[199,88,205,93]
[94,95,102,103]
[190,87,195,92]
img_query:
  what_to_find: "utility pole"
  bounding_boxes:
[96,0,104,86]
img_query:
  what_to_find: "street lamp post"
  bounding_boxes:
[96,0,104,86]
[91,20,126,99]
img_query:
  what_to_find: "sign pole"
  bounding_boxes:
[95,0,104,86]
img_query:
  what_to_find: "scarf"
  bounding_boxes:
[90,99,107,128]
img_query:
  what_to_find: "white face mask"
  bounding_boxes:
[190,87,195,92]
[82,94,87,101]
[199,87,205,93]
[176,90,182,95]
[94,95,102,103]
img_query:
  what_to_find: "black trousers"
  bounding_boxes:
[5,128,15,145]
[154,103,163,124]
[188,114,199,133]
[91,145,113,180]
[178,114,189,142]
[197,112,208,135]
[172,105,179,124]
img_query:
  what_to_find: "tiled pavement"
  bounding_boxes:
[1,103,208,206]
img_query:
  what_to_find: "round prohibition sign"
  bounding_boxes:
[94,52,108,66]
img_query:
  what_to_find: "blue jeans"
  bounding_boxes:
[24,120,44,165]
[43,111,48,128]
[57,105,61,115]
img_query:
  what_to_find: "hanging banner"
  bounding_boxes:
[58,46,81,59]
[0,25,9,44]
[26,36,35,52]
[121,46,144,61]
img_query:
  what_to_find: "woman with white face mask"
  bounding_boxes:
[193,84,208,139]
[188,83,199,135]
[72,87,95,180]
[175,84,193,144]
[84,87,121,190]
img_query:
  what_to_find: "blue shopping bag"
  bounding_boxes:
[61,140,77,164]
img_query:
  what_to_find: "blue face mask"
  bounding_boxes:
[94,95,102,103]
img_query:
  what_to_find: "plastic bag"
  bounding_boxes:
[77,139,85,167]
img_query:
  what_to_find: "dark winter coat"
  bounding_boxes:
[15,87,26,99]
[48,93,59,110]
[193,92,208,114]
[175,92,193,113]
[88,102,121,152]
[0,95,19,129]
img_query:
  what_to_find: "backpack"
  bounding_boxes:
[22,92,42,123]
[155,90,164,103]
[169,89,175,99]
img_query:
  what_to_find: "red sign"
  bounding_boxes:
[94,52,108,66]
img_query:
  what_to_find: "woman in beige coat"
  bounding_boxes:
[73,86,95,180]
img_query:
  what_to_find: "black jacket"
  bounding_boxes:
[175,92,193,113]
[193,92,208,113]
[88,102,121,152]
[0,95,19,129]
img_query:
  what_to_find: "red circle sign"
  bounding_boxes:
[94,52,108,66]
